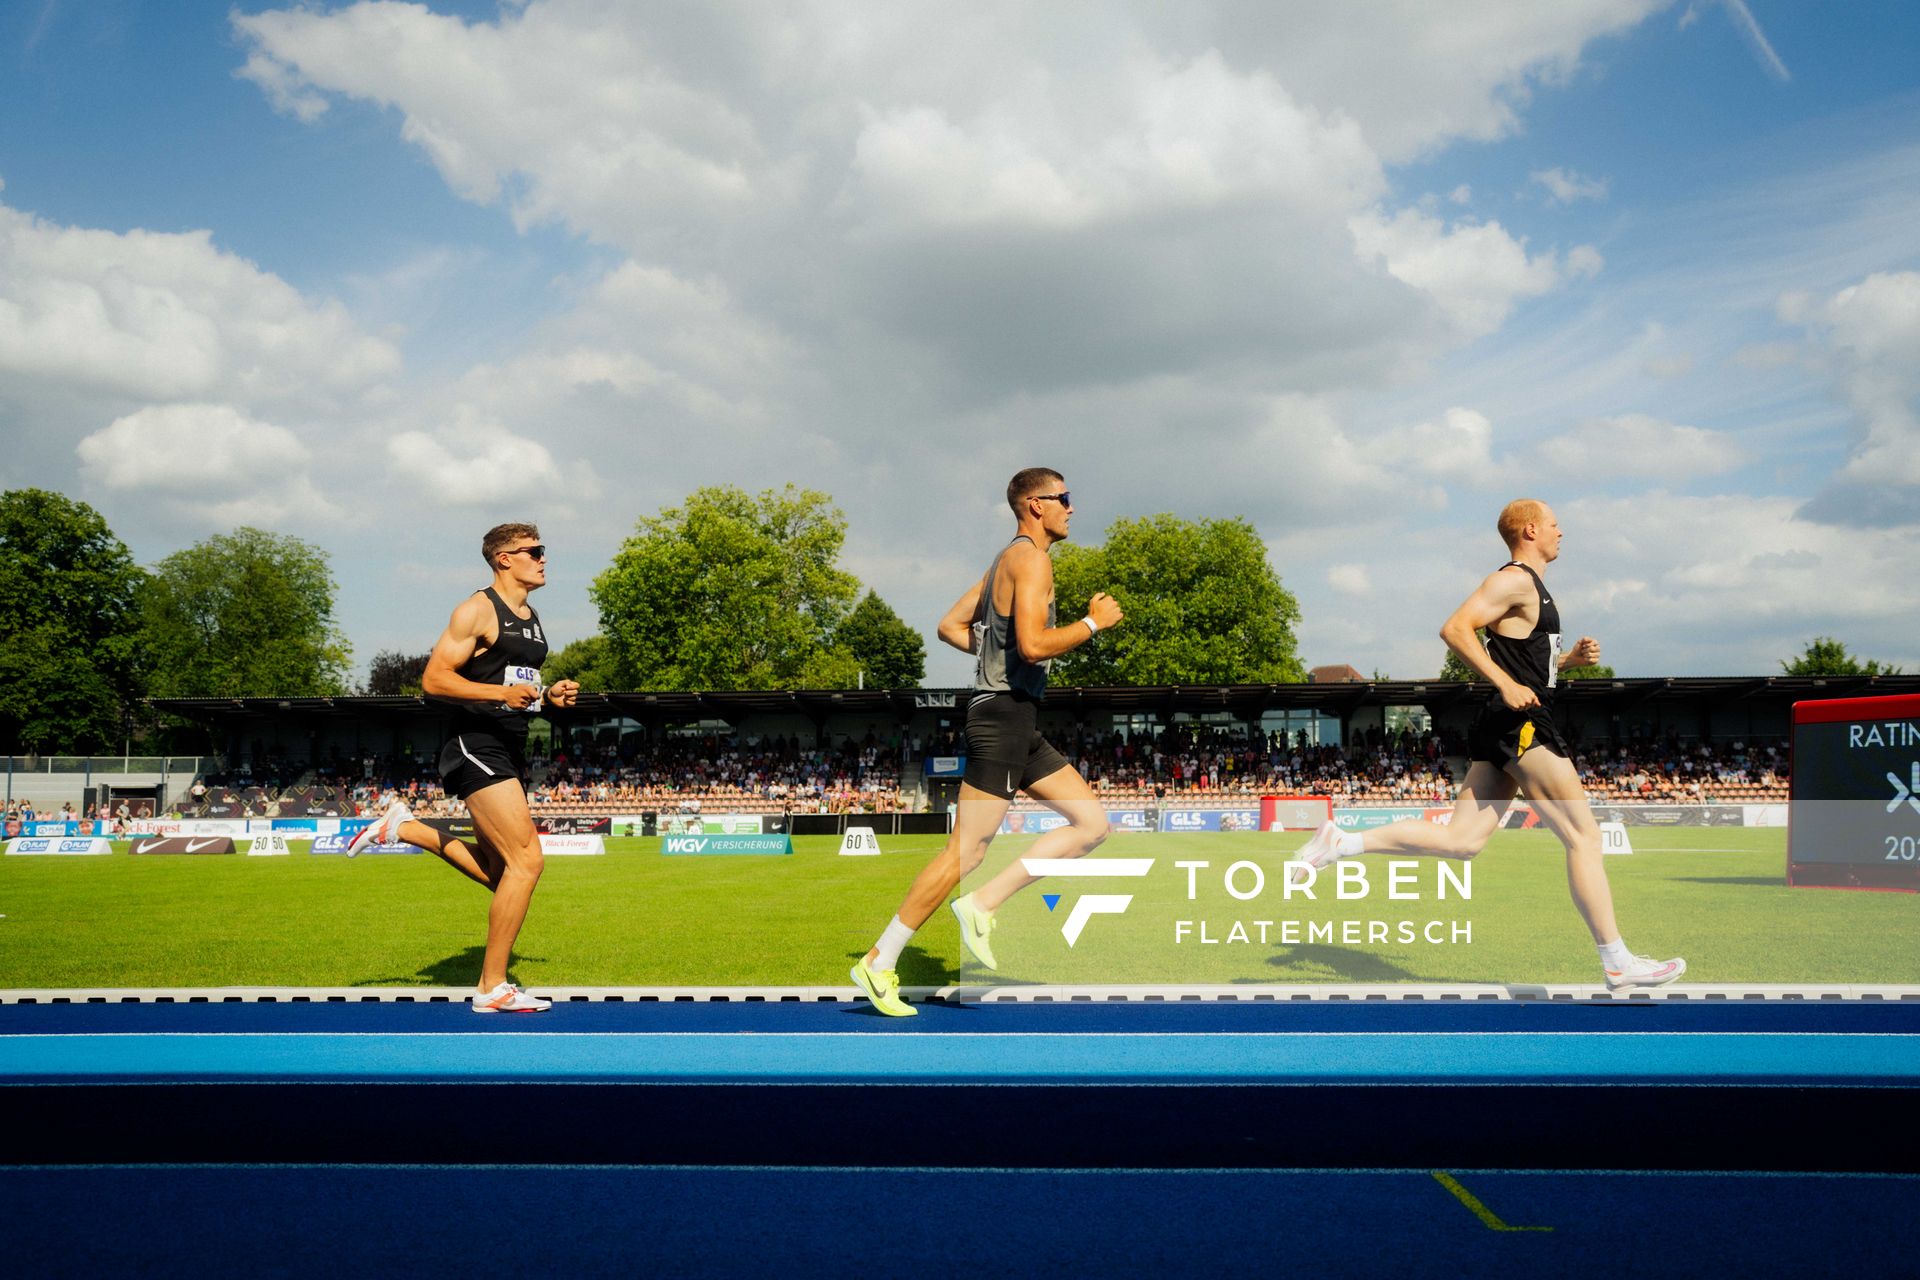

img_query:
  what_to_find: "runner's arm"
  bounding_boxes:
[937,577,987,653]
[1439,569,1537,700]
[1558,636,1602,670]
[1009,544,1123,663]
[420,596,540,709]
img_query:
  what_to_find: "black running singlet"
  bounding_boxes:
[438,587,549,743]
[1482,562,1561,705]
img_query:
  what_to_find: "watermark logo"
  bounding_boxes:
[1018,857,1154,946]
[1888,762,1920,816]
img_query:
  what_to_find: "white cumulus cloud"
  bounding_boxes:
[1535,414,1747,480]
[1327,563,1372,596]
[1530,166,1609,205]
[387,412,566,506]
[1791,271,1920,525]
[1349,209,1585,339]
[0,197,398,405]
[75,403,338,525]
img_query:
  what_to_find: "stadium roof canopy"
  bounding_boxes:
[150,673,1920,729]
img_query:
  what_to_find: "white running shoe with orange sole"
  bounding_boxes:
[345,799,414,858]
[472,982,551,1013]
[1286,820,1343,886]
[1605,955,1687,990]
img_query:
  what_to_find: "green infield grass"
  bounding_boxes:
[0,828,1914,989]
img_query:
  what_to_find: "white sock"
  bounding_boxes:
[873,916,915,971]
[1334,832,1365,859]
[1597,938,1632,969]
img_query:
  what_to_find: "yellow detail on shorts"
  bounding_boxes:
[1516,720,1536,758]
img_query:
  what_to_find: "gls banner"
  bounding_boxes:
[997,809,1152,835]
[1160,808,1261,833]
[311,834,417,855]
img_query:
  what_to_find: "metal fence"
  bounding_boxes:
[2,757,202,775]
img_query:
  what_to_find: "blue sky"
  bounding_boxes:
[3,1,1917,683]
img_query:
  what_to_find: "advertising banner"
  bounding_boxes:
[924,756,965,777]
[129,819,250,838]
[1259,796,1335,831]
[999,810,1071,835]
[1589,805,1746,827]
[131,836,237,855]
[660,834,793,855]
[657,814,765,836]
[1789,693,1920,890]
[6,838,113,856]
[998,808,1242,835]
[270,819,321,834]
[311,834,418,855]
[539,834,606,855]
[1334,807,1432,831]
[538,816,613,835]
[1159,807,1262,833]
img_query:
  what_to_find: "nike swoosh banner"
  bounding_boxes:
[129,837,238,855]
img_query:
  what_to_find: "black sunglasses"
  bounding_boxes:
[1032,492,1071,508]
[504,545,547,560]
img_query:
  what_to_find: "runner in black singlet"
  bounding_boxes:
[437,585,549,798]
[1289,500,1685,990]
[1466,559,1572,770]
[849,468,1124,1016]
[344,522,580,1012]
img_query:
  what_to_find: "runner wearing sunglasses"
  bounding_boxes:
[345,522,579,1012]
[851,468,1125,1015]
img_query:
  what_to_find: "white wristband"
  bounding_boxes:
[1082,617,1099,636]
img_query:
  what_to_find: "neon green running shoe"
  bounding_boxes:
[850,957,916,1017]
[951,893,998,971]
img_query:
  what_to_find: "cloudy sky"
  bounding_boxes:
[3,0,1917,685]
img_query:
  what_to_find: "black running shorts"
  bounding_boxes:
[1467,702,1569,772]
[963,691,1072,800]
[438,731,529,800]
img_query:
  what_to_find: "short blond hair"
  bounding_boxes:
[482,522,541,567]
[1497,499,1548,551]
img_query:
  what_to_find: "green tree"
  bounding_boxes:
[544,634,618,692]
[364,650,430,696]
[592,485,863,690]
[1048,514,1304,686]
[839,590,927,688]
[0,489,149,751]
[1782,637,1903,676]
[1563,662,1616,680]
[142,527,352,697]
[1439,641,1481,682]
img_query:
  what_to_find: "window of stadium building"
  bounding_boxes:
[1383,706,1433,737]
[1115,713,1159,741]
[667,720,735,738]
[1261,709,1335,748]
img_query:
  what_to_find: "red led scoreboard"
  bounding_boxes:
[1789,693,1920,891]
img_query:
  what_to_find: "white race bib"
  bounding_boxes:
[1547,633,1562,689]
[506,664,544,713]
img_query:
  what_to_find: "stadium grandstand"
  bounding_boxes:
[127,673,1920,822]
